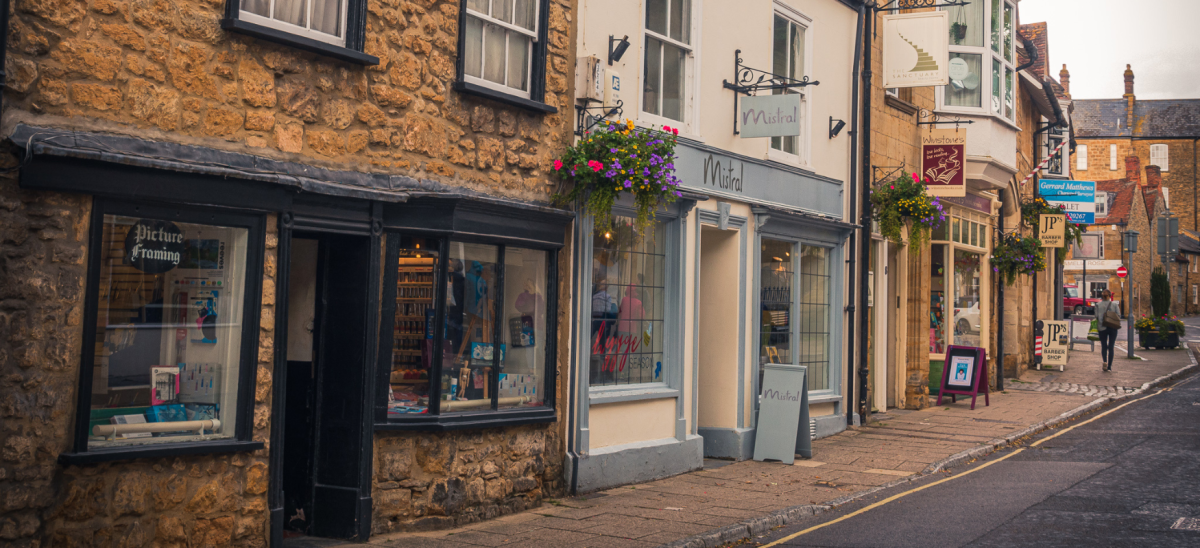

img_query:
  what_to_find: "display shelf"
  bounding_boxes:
[390,379,429,385]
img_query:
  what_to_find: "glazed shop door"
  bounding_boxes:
[286,232,375,540]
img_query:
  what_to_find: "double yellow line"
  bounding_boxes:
[760,387,1174,547]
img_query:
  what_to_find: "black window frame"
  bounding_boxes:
[377,234,559,430]
[222,0,380,66]
[60,199,267,465]
[453,0,557,114]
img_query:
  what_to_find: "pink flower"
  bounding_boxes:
[912,172,919,183]
[663,125,672,133]
[588,160,604,172]
[553,159,563,171]
[890,185,894,189]
[672,128,679,135]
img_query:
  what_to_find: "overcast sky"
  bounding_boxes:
[1020,0,1200,100]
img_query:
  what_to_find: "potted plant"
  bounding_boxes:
[1134,315,1158,348]
[951,22,968,43]
[990,233,1046,286]
[870,173,946,254]
[1136,315,1186,349]
[553,119,682,235]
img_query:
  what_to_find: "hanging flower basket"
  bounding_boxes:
[1021,197,1086,263]
[870,173,946,253]
[990,233,1046,286]
[553,119,682,235]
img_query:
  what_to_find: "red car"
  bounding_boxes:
[1063,284,1100,316]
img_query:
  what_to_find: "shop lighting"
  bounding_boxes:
[829,117,846,139]
[773,256,784,262]
[604,232,612,239]
[609,35,630,65]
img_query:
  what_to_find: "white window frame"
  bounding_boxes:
[937,0,1017,121]
[239,0,350,48]
[928,208,991,360]
[462,0,540,99]
[1110,144,1118,170]
[639,0,699,134]
[1042,129,1067,178]
[1077,144,1089,171]
[766,3,814,168]
[1095,192,1108,218]
[1150,144,1170,172]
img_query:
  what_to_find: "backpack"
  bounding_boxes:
[1101,302,1121,330]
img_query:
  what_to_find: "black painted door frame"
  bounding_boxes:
[269,203,382,545]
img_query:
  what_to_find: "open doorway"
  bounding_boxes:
[281,233,373,542]
[698,225,742,457]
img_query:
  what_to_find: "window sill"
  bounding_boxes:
[453,82,557,114]
[589,386,680,405]
[58,439,264,466]
[376,406,556,432]
[886,95,919,116]
[221,18,379,66]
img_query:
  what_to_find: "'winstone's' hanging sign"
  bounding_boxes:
[882,11,949,88]
[738,94,802,138]
[921,128,966,197]
[124,219,185,274]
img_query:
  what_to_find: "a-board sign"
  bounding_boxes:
[936,345,989,410]
[1069,314,1095,351]
[1035,320,1069,368]
[1039,214,1066,248]
[753,363,812,464]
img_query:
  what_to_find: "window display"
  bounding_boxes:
[930,244,947,354]
[498,247,546,409]
[589,216,666,386]
[88,215,248,449]
[953,250,982,348]
[798,245,830,391]
[387,236,438,416]
[442,242,500,413]
[760,239,794,390]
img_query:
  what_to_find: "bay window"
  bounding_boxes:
[643,0,693,125]
[929,207,990,357]
[942,0,1016,121]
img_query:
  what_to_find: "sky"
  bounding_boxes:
[1020,0,1200,100]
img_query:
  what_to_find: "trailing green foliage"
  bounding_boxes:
[990,233,1046,286]
[869,173,946,254]
[1022,197,1086,263]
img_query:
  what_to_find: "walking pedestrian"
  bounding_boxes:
[1095,290,1121,371]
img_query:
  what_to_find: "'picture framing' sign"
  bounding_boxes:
[936,345,990,410]
[882,11,950,88]
[921,128,966,197]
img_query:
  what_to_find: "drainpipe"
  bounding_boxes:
[0,0,10,116]
[844,0,866,426]
[855,4,873,424]
[996,206,1005,390]
[566,220,580,494]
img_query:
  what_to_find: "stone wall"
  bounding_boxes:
[0,154,279,546]
[1074,138,1197,234]
[4,0,575,204]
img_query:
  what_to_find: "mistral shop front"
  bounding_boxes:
[566,139,852,493]
[19,127,571,544]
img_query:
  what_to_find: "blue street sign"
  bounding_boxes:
[1038,180,1096,224]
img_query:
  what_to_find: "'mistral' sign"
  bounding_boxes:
[1039,214,1067,248]
[921,128,966,197]
[882,11,949,88]
[739,94,802,139]
[752,363,812,464]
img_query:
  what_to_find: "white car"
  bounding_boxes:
[954,302,980,335]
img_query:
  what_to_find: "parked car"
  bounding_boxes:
[1063,284,1100,316]
[954,301,980,335]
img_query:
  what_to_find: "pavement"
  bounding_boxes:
[745,350,1200,547]
[285,335,1199,548]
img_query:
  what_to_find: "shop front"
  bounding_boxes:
[566,139,851,493]
[17,126,572,544]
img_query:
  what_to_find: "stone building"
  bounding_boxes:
[0,0,578,545]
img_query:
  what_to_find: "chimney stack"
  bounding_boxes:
[1123,64,1136,132]
[1126,156,1142,186]
[1146,165,1162,188]
[1059,64,1070,97]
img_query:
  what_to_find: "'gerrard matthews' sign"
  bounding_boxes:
[1038,180,1096,224]
[739,94,802,138]
[882,11,949,88]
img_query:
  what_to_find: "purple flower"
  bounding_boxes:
[624,180,633,188]
[674,191,683,197]
[610,148,618,153]
[605,170,618,178]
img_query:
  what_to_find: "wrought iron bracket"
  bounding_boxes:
[872,0,971,12]
[574,99,623,137]
[917,109,975,129]
[722,49,819,135]
[872,164,907,186]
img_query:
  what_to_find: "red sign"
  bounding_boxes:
[1117,266,1128,278]
[921,129,967,197]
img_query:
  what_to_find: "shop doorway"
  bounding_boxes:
[281,233,373,541]
[697,226,742,456]
[885,244,901,409]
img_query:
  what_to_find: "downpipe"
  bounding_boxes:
[844,0,866,426]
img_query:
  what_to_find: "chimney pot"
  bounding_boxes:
[1124,64,1135,97]
[1059,64,1071,96]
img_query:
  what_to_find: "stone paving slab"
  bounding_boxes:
[289,344,1197,548]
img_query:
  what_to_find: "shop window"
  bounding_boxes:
[74,203,264,458]
[384,237,552,419]
[643,0,693,124]
[589,217,667,386]
[941,0,1016,120]
[224,0,376,64]
[760,238,795,386]
[798,245,831,391]
[770,9,809,159]
[930,244,947,354]
[952,250,982,347]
